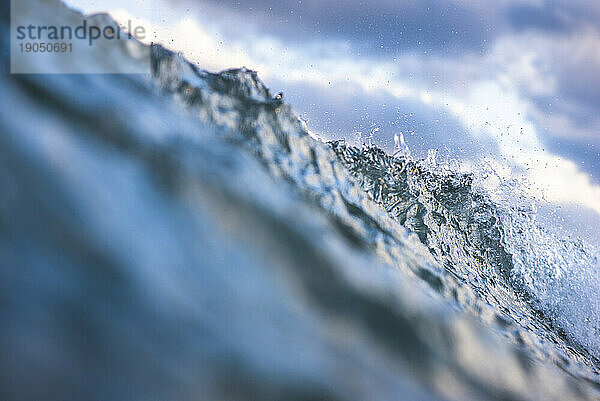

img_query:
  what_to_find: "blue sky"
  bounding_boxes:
[67,0,600,228]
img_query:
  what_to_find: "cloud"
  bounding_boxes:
[505,0,600,33]
[178,0,499,55]
[506,3,571,33]
[66,0,600,219]
[489,27,600,175]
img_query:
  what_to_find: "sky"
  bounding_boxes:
[66,0,600,236]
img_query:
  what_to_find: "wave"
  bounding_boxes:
[2,1,600,400]
[330,138,600,364]
[150,42,600,391]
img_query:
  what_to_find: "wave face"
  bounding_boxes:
[1,1,600,400]
[330,141,600,363]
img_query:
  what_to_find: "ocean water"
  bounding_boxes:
[1,1,599,400]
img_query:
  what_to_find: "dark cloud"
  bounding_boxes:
[191,0,497,55]
[506,4,571,33]
[506,0,600,33]
[183,0,600,59]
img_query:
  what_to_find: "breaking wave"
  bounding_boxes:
[1,1,600,400]
[330,138,600,364]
